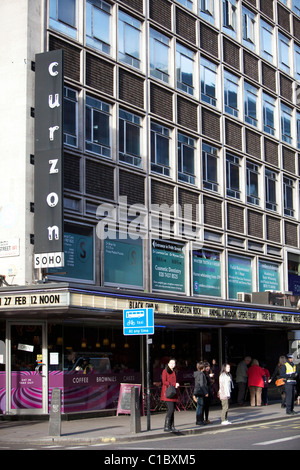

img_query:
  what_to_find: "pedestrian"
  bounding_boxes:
[219,363,233,425]
[193,361,208,425]
[280,354,298,415]
[236,356,251,405]
[270,355,287,408]
[203,362,214,424]
[261,362,271,405]
[161,358,180,432]
[247,359,265,407]
[211,358,220,403]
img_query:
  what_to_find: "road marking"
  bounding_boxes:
[253,435,300,446]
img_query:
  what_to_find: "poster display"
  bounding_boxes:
[193,249,221,297]
[152,240,185,292]
[104,237,143,288]
[259,260,280,292]
[228,254,252,299]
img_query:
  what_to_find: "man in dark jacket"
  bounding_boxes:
[193,361,208,425]
[281,354,297,415]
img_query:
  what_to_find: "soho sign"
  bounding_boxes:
[34,50,64,268]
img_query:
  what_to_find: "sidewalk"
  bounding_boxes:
[0,402,298,446]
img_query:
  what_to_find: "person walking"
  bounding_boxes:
[280,354,298,415]
[219,363,233,425]
[247,359,265,406]
[270,356,287,408]
[193,361,208,425]
[161,358,180,432]
[236,356,251,405]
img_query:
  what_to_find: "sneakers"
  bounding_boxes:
[221,420,232,425]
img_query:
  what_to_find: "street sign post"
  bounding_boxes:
[123,308,154,430]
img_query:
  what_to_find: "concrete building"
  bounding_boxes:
[0,0,300,416]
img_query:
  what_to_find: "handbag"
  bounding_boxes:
[275,378,285,387]
[165,385,177,399]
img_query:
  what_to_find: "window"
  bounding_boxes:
[292,0,300,17]
[199,0,215,25]
[119,110,141,167]
[242,6,255,51]
[281,103,292,144]
[202,143,218,192]
[178,133,196,184]
[263,93,275,136]
[176,0,193,10]
[49,0,76,38]
[260,20,274,63]
[201,58,217,106]
[176,43,194,95]
[224,71,238,117]
[151,122,170,176]
[246,161,260,206]
[244,82,258,127]
[118,11,141,69]
[149,29,170,83]
[223,0,237,38]
[226,153,240,199]
[64,87,78,147]
[283,176,294,217]
[278,33,290,74]
[85,96,111,157]
[86,0,111,54]
[294,44,300,81]
[297,112,300,149]
[265,169,277,212]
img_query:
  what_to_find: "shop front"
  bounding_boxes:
[0,283,299,416]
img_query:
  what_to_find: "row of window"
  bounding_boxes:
[49,0,300,82]
[64,87,300,218]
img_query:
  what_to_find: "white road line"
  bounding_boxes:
[253,435,300,446]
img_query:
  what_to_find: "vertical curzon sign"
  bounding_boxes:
[34,50,64,268]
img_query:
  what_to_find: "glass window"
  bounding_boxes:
[85,96,111,157]
[246,161,260,206]
[119,110,141,167]
[199,0,215,25]
[64,87,78,147]
[263,93,275,136]
[226,153,240,199]
[278,32,290,74]
[151,122,170,176]
[86,0,111,54]
[265,169,277,212]
[176,43,194,96]
[283,176,294,217]
[176,0,193,10]
[297,112,300,149]
[244,82,258,127]
[223,0,237,38]
[149,29,170,83]
[178,133,196,184]
[292,0,300,17]
[281,103,292,144]
[201,57,217,106]
[242,6,255,51]
[118,11,141,69]
[224,70,238,117]
[49,0,77,38]
[202,143,218,192]
[295,44,300,81]
[260,20,274,63]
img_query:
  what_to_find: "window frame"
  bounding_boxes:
[49,0,77,38]
[224,70,239,117]
[149,28,170,83]
[201,57,217,106]
[265,168,278,212]
[118,10,142,70]
[226,153,241,199]
[263,92,276,136]
[176,43,195,96]
[86,0,111,54]
[119,109,142,168]
[85,95,111,158]
[246,161,260,206]
[244,81,258,127]
[64,86,78,148]
[202,143,219,192]
[177,132,196,184]
[151,121,171,176]
[283,176,295,217]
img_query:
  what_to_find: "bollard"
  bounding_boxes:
[130,386,141,433]
[49,388,62,436]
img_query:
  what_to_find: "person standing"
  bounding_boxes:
[236,356,251,405]
[193,361,208,425]
[247,359,265,406]
[219,363,233,425]
[203,362,214,424]
[270,356,287,408]
[161,358,180,432]
[280,354,298,416]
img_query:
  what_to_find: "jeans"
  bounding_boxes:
[221,399,229,422]
[196,396,204,423]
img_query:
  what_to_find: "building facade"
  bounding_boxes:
[0,0,300,416]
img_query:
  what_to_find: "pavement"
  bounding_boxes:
[0,400,299,447]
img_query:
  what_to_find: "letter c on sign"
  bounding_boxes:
[48,61,59,76]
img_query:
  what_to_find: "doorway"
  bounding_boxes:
[6,322,48,415]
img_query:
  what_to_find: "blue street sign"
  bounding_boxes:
[123,308,154,335]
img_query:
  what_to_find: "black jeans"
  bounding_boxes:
[166,401,175,421]
[285,383,296,413]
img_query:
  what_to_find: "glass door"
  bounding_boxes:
[7,322,48,415]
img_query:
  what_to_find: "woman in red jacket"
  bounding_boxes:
[161,358,180,432]
[247,359,265,406]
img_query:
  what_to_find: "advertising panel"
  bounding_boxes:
[152,240,185,292]
[228,254,252,299]
[259,260,280,292]
[193,249,221,296]
[104,237,143,288]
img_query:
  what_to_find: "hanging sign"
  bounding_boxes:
[34,49,64,268]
